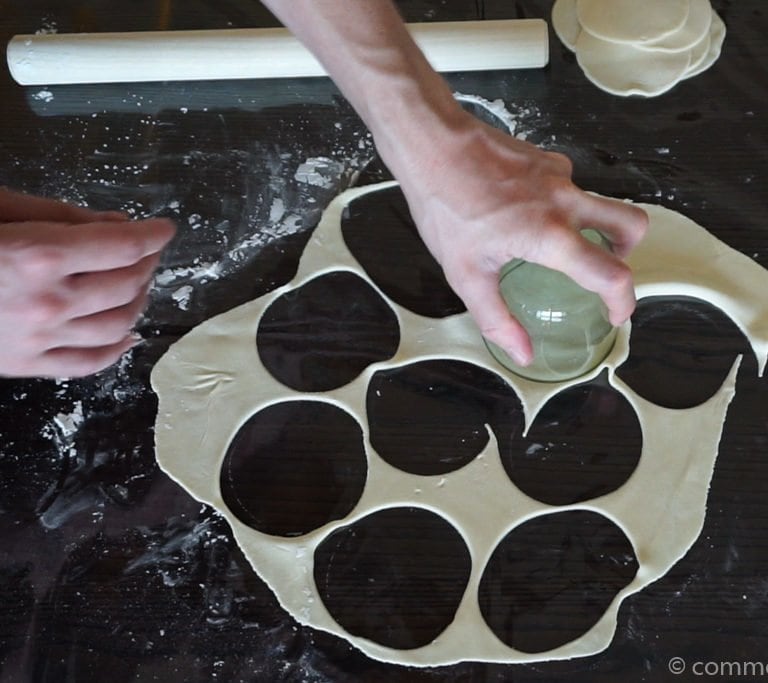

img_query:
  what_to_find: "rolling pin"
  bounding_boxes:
[7,19,548,86]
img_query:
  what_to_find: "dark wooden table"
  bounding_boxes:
[1,2,767,681]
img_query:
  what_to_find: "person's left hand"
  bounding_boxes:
[0,187,175,378]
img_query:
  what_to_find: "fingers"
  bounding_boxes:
[535,228,637,326]
[64,253,160,318]
[541,189,647,325]
[566,192,649,257]
[0,186,127,224]
[541,150,574,177]
[59,218,176,274]
[6,288,151,378]
[30,337,141,379]
[0,208,174,379]
[52,290,150,348]
[447,265,534,366]
[4,218,176,280]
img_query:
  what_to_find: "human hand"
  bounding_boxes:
[0,187,175,378]
[389,113,648,367]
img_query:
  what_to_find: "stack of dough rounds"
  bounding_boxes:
[552,0,726,96]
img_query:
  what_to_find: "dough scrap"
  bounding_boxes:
[576,0,690,44]
[152,182,768,666]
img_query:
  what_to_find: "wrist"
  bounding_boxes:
[370,85,473,189]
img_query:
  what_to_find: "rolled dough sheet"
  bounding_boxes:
[577,0,691,44]
[152,182,768,666]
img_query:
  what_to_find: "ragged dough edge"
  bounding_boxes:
[152,180,768,666]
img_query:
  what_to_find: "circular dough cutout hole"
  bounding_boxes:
[478,510,638,654]
[616,297,749,409]
[314,507,472,650]
[342,187,465,319]
[501,377,642,506]
[367,359,523,476]
[257,271,400,392]
[220,400,367,537]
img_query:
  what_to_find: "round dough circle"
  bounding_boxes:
[684,30,712,76]
[576,30,692,97]
[684,11,726,79]
[577,0,691,44]
[552,0,581,52]
[642,0,712,53]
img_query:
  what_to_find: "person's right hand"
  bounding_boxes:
[391,115,648,366]
[0,187,175,378]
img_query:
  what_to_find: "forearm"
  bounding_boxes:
[260,0,468,183]
[261,0,648,366]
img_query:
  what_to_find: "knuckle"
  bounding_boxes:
[632,206,650,239]
[478,323,503,345]
[18,246,65,279]
[604,260,634,292]
[26,331,51,354]
[28,293,67,324]
[122,231,150,262]
[546,150,574,175]
[545,176,578,207]
[539,211,572,241]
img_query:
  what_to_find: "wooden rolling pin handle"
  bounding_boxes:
[7,20,548,86]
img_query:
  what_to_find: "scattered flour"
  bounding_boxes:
[172,285,195,311]
[53,401,84,438]
[154,260,224,288]
[269,197,286,222]
[32,90,54,103]
[35,18,58,35]
[453,91,543,142]
[294,157,344,189]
